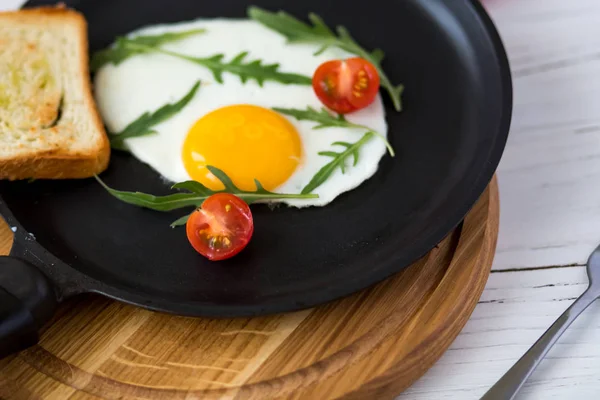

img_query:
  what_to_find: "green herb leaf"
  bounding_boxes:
[248,7,404,111]
[247,9,336,45]
[170,214,191,227]
[274,106,394,156]
[91,28,207,72]
[273,106,349,129]
[120,40,311,86]
[171,180,212,195]
[95,176,203,211]
[129,29,208,46]
[302,132,373,193]
[95,166,319,221]
[302,132,374,194]
[109,81,200,150]
[91,45,133,74]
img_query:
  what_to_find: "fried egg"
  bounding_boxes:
[94,19,388,206]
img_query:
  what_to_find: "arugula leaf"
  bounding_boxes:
[109,81,200,150]
[120,40,311,86]
[128,30,208,46]
[91,28,206,72]
[197,51,312,86]
[95,165,319,226]
[170,214,192,227]
[273,106,349,129]
[274,106,394,156]
[247,9,336,47]
[302,132,374,194]
[248,7,404,111]
[95,177,203,211]
[91,45,134,73]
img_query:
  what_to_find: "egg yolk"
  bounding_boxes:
[182,105,302,191]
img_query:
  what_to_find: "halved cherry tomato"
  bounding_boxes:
[312,57,381,114]
[186,193,253,261]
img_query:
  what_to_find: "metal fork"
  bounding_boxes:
[481,244,600,400]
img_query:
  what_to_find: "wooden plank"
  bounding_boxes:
[488,0,600,270]
[401,266,600,399]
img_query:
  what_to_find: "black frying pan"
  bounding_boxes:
[0,0,511,358]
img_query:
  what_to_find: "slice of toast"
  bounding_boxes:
[0,6,110,180]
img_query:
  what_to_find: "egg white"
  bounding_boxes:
[94,19,388,207]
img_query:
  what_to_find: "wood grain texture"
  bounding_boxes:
[490,0,600,270]
[401,265,600,400]
[0,180,497,400]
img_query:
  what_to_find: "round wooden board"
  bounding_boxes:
[0,177,498,400]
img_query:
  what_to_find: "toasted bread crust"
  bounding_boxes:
[0,149,109,180]
[0,6,110,180]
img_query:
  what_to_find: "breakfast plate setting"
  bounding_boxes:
[0,0,511,398]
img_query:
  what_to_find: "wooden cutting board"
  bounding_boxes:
[0,177,498,400]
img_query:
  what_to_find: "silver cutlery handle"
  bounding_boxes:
[481,288,597,400]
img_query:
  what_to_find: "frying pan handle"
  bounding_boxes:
[0,257,57,359]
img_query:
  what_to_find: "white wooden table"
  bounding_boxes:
[2,0,599,398]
